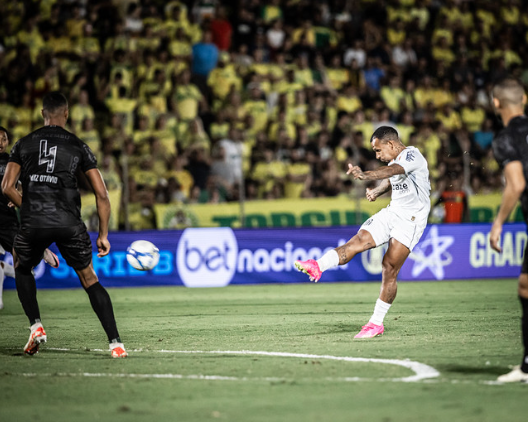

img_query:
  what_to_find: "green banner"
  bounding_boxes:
[153,193,522,229]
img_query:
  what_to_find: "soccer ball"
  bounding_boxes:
[126,240,160,271]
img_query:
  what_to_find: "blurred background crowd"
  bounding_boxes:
[1,0,526,228]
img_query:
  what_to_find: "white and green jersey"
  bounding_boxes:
[388,146,431,220]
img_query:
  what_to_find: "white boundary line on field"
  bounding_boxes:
[31,348,439,383]
[157,350,440,382]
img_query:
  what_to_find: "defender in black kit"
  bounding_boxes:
[1,92,127,358]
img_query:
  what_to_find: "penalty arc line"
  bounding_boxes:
[41,348,439,383]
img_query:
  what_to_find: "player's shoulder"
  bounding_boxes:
[507,115,528,138]
[493,124,517,147]
[400,146,425,161]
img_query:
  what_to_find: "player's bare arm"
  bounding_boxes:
[85,168,111,257]
[347,162,405,181]
[366,179,391,202]
[490,161,525,252]
[1,162,22,208]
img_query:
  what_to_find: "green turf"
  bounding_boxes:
[1,280,527,422]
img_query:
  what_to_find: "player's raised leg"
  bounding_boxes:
[295,230,376,282]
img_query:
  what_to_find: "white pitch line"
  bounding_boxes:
[44,348,439,382]
[156,350,440,382]
[18,372,283,382]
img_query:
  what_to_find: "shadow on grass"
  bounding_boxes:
[438,364,507,376]
[0,346,108,358]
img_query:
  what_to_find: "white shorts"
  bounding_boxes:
[359,207,427,252]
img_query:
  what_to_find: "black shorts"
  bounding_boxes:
[0,224,19,254]
[14,223,93,270]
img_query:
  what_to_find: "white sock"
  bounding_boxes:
[369,299,392,326]
[316,249,340,272]
[0,261,15,278]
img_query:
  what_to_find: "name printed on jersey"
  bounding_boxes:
[29,174,59,183]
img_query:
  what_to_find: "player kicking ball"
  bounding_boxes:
[295,126,431,338]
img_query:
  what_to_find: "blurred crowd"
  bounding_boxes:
[1,0,526,229]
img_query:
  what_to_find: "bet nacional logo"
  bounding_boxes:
[176,228,239,287]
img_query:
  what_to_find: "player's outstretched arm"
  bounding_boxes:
[85,168,111,257]
[1,162,22,207]
[347,163,405,181]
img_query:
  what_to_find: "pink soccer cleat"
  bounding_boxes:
[354,322,384,339]
[43,249,60,268]
[294,259,322,282]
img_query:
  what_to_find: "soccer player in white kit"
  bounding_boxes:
[295,126,431,338]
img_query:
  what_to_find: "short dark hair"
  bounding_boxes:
[42,91,68,113]
[371,126,399,143]
[0,125,10,143]
[493,76,525,106]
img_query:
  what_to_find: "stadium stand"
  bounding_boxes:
[0,0,525,229]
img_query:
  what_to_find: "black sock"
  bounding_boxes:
[520,296,528,373]
[85,282,120,342]
[15,267,40,325]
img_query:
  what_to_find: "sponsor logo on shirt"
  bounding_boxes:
[392,183,409,192]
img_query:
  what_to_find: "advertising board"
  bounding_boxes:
[1,224,524,289]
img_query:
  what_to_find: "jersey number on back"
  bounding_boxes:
[39,139,57,173]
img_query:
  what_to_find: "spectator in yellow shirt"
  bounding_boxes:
[380,75,405,114]
[79,118,102,159]
[326,54,349,91]
[414,76,436,109]
[294,55,314,88]
[284,149,312,199]
[337,85,363,114]
[261,0,283,24]
[387,19,406,46]
[292,20,316,47]
[70,90,95,133]
[432,37,456,66]
[242,85,269,133]
[252,147,287,198]
[435,105,462,133]
[66,3,86,38]
[460,98,486,134]
[171,69,206,121]
[207,52,242,101]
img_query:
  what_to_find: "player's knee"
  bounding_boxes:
[76,265,99,289]
[355,230,375,249]
[381,260,400,279]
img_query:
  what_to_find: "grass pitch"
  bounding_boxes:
[1,280,527,422]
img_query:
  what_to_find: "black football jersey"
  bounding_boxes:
[492,115,528,223]
[8,125,98,228]
[0,152,19,227]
